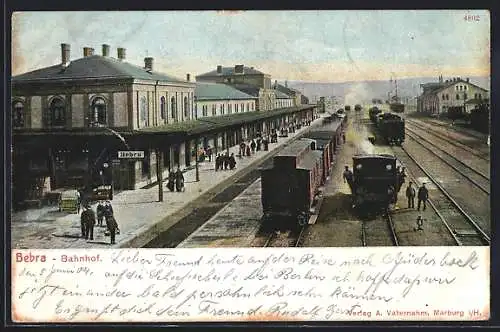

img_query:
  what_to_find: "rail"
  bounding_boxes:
[385,211,399,246]
[405,129,489,195]
[399,145,490,245]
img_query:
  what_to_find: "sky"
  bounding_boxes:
[12,10,490,83]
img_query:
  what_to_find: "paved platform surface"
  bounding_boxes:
[11,117,324,249]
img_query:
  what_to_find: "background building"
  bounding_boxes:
[417,76,489,115]
[194,82,257,118]
[196,65,276,111]
[273,80,304,107]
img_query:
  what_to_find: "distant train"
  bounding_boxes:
[260,120,345,229]
[373,112,405,145]
[351,154,400,210]
[389,102,405,113]
[354,104,362,111]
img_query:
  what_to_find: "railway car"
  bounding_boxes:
[375,112,405,145]
[302,120,343,182]
[345,105,351,111]
[351,154,400,209]
[354,104,362,111]
[389,102,405,113]
[261,138,324,229]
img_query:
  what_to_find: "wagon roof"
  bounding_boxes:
[297,150,323,170]
[275,139,312,157]
[353,154,396,161]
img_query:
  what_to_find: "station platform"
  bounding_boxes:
[11,117,325,249]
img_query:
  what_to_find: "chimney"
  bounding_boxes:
[102,44,110,56]
[217,65,222,74]
[466,77,470,83]
[235,64,244,74]
[144,57,154,72]
[117,47,126,61]
[285,80,288,88]
[83,47,93,57]
[186,73,191,82]
[61,43,70,66]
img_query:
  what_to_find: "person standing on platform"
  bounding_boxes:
[343,166,354,192]
[229,153,236,170]
[251,140,256,153]
[406,181,416,209]
[81,203,96,241]
[417,183,429,211]
[246,144,251,157]
[207,146,213,162]
[215,154,221,171]
[96,201,105,227]
[175,167,184,192]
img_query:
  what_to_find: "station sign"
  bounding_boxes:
[118,151,145,159]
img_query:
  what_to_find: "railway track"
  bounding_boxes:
[263,226,307,247]
[406,119,490,162]
[405,129,490,195]
[361,211,399,247]
[394,145,490,246]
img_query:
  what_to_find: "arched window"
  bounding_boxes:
[91,97,107,126]
[12,101,25,128]
[184,96,189,118]
[140,97,148,126]
[442,94,445,100]
[160,96,166,119]
[171,96,177,119]
[446,94,449,100]
[50,97,66,127]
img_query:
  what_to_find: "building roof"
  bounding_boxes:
[229,83,262,97]
[273,83,302,97]
[12,55,188,83]
[274,89,292,99]
[421,79,488,96]
[197,66,267,77]
[195,82,257,101]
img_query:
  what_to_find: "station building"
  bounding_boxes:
[417,76,489,115]
[11,43,317,206]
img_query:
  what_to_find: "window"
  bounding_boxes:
[446,94,449,100]
[464,93,468,100]
[220,104,225,115]
[235,104,238,113]
[212,104,216,116]
[464,85,468,90]
[478,93,482,99]
[91,97,107,126]
[247,103,250,111]
[456,94,460,100]
[140,97,148,126]
[459,86,463,91]
[251,103,254,111]
[12,101,24,128]
[202,105,208,117]
[228,104,232,114]
[241,103,244,112]
[160,96,166,119]
[442,94,445,100]
[171,96,177,119]
[474,93,478,99]
[50,97,66,127]
[184,96,189,118]
[456,86,459,91]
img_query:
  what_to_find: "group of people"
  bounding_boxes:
[80,200,120,245]
[215,152,237,171]
[167,168,185,192]
[405,182,429,211]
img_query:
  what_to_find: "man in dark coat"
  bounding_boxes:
[256,138,262,151]
[105,215,119,245]
[223,153,229,170]
[167,171,175,191]
[246,144,251,157]
[406,181,416,209]
[81,204,96,240]
[96,201,105,227]
[229,153,236,170]
[343,166,354,192]
[417,183,429,211]
[206,146,213,162]
[215,154,221,171]
[263,137,269,151]
[250,140,256,153]
[175,167,184,192]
